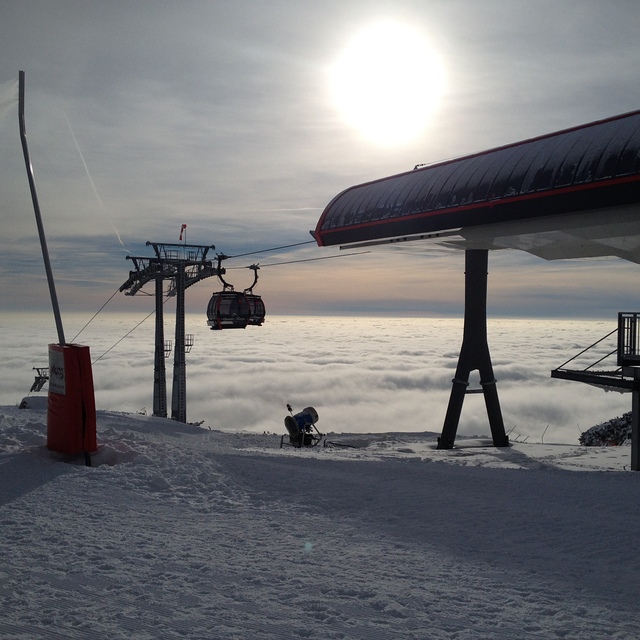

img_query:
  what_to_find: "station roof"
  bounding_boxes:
[314,110,640,263]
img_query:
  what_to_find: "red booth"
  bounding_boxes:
[47,344,97,456]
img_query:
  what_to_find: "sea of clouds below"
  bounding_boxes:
[0,312,631,444]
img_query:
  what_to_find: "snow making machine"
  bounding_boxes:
[280,404,324,448]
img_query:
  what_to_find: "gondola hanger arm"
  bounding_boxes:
[215,253,234,291]
[243,264,260,294]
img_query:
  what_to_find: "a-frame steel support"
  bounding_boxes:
[437,249,509,449]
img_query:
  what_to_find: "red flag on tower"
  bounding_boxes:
[179,224,187,241]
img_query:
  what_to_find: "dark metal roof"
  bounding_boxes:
[315,110,640,247]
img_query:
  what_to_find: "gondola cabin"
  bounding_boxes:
[207,291,251,330]
[245,294,266,326]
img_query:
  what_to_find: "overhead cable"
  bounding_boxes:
[227,250,371,269]
[70,287,120,343]
[92,305,162,365]
[227,240,315,259]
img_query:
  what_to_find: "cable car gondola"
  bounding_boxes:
[206,290,251,330]
[206,257,265,330]
[245,293,265,326]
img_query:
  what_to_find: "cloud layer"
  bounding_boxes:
[3,311,630,445]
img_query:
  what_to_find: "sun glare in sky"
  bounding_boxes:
[329,22,446,146]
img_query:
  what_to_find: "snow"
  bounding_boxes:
[2,406,640,639]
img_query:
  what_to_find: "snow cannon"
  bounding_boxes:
[293,406,319,431]
[281,405,323,448]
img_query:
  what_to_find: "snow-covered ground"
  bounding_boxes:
[2,406,639,639]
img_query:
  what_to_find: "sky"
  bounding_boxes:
[1,0,640,319]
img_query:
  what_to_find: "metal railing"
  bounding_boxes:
[618,312,640,366]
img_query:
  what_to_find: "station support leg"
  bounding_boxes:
[438,250,508,449]
[632,370,640,471]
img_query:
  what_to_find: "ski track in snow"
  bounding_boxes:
[1,407,639,639]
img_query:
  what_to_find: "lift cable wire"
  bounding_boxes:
[70,287,121,343]
[72,241,368,363]
[226,250,371,269]
[75,237,322,336]
[227,240,315,260]
[92,298,170,365]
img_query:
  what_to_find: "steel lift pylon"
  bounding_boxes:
[119,242,221,422]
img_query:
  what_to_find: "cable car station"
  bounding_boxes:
[314,109,640,467]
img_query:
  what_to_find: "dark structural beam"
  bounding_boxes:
[633,371,640,471]
[153,274,167,418]
[171,261,187,422]
[438,250,508,449]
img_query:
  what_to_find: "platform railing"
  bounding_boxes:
[551,323,630,391]
[551,312,640,471]
[555,326,619,373]
[618,312,640,367]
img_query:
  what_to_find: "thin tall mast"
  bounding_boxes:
[18,70,66,345]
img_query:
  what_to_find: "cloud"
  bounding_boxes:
[2,312,630,448]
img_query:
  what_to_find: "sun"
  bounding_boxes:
[329,22,446,146]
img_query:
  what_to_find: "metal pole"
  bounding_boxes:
[153,275,167,417]
[18,71,66,345]
[171,263,187,422]
[632,369,640,471]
